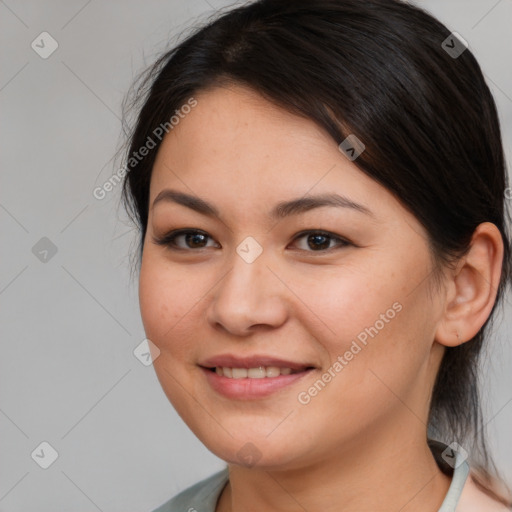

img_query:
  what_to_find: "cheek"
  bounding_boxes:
[289,261,399,347]
[138,252,201,356]
[293,256,432,395]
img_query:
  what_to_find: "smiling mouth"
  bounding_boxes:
[206,366,314,379]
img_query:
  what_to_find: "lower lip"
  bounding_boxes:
[201,367,314,399]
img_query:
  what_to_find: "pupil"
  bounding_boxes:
[186,233,206,248]
[308,234,329,250]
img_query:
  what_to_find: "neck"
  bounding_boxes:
[217,422,452,512]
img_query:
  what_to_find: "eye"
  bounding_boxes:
[290,230,350,252]
[152,229,219,250]
[152,229,351,252]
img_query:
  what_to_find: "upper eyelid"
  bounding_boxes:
[152,229,217,248]
[289,231,350,250]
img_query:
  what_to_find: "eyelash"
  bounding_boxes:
[152,229,351,253]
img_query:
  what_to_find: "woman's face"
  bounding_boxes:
[139,83,446,469]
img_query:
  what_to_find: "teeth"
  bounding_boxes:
[247,367,266,379]
[215,366,300,379]
[265,366,280,378]
[232,368,248,379]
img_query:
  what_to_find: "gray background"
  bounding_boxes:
[1,1,511,510]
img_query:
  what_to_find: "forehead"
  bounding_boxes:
[151,84,364,190]
[166,83,334,163]
[147,84,409,230]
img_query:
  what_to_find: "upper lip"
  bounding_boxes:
[199,354,315,371]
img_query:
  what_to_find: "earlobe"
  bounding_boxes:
[435,222,504,348]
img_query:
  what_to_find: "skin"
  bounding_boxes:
[138,83,504,511]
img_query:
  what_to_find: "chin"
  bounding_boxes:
[195,429,306,470]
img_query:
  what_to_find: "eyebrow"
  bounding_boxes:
[152,188,374,219]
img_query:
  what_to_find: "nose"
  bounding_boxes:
[205,246,289,337]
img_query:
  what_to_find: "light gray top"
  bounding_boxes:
[152,449,470,512]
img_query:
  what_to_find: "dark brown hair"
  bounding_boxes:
[120,0,511,503]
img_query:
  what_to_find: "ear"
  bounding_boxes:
[435,222,504,347]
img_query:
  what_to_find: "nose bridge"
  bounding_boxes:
[223,235,270,301]
[206,235,288,333]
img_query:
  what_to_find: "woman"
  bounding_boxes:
[120,0,512,510]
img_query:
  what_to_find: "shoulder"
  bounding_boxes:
[151,468,229,512]
[457,472,512,512]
